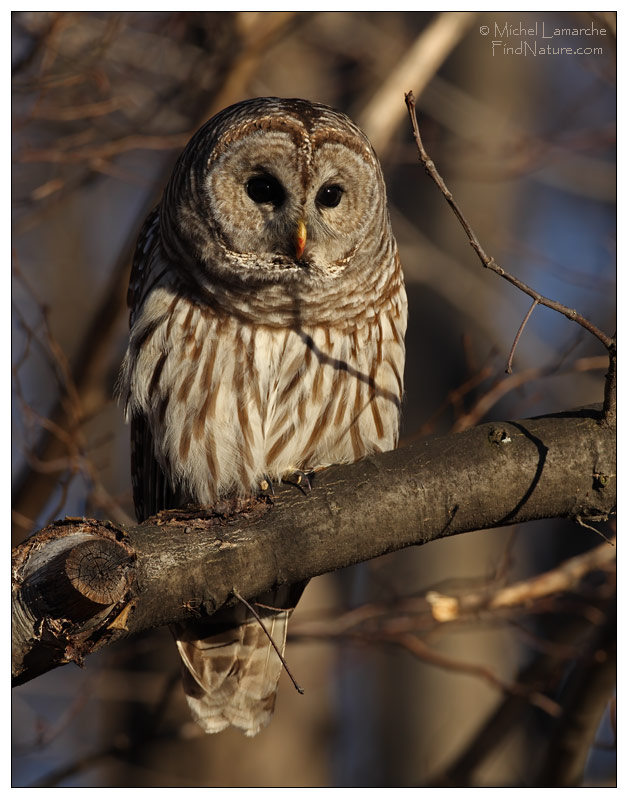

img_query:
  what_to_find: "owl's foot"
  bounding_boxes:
[259,470,315,496]
[259,475,275,495]
[285,469,315,494]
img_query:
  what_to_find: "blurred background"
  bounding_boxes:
[12,10,616,788]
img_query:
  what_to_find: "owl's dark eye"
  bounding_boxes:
[246,175,284,206]
[316,184,343,208]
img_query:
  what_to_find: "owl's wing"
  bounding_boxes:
[128,205,165,328]
[131,414,184,522]
[127,205,184,522]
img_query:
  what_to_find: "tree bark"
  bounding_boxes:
[12,406,615,687]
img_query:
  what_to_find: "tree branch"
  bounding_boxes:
[12,406,615,687]
[535,604,616,786]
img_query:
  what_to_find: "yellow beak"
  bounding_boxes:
[295,219,307,259]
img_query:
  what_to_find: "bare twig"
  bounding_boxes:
[390,632,562,718]
[233,590,304,695]
[602,345,617,426]
[401,362,494,442]
[12,265,135,529]
[506,299,539,374]
[26,96,128,122]
[451,355,607,432]
[404,347,605,442]
[573,515,615,545]
[14,132,192,166]
[404,91,615,354]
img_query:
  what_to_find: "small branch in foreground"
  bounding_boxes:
[403,91,615,357]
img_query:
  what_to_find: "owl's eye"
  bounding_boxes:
[316,184,343,208]
[246,175,285,206]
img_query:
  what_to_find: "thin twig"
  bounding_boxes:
[389,632,562,718]
[233,590,304,695]
[573,516,615,546]
[404,90,615,353]
[12,264,135,529]
[401,362,494,443]
[602,345,617,426]
[506,298,539,374]
[14,132,192,166]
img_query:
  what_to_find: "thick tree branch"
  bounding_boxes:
[12,406,615,687]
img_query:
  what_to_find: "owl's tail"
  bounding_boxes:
[171,585,304,737]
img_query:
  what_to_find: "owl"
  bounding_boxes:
[118,97,407,736]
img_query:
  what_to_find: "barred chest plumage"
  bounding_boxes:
[122,279,406,507]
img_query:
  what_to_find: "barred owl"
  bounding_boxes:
[118,97,407,736]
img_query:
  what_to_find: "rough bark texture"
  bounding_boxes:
[12,406,616,687]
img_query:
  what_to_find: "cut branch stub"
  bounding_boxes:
[65,538,131,606]
[12,527,136,684]
[31,536,134,623]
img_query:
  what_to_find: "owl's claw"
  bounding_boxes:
[287,469,315,494]
[259,471,314,496]
[259,475,275,495]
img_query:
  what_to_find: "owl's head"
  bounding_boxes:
[162,97,392,287]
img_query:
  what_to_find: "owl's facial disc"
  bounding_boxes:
[203,127,380,278]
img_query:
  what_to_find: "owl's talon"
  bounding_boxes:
[288,469,314,493]
[259,475,275,495]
